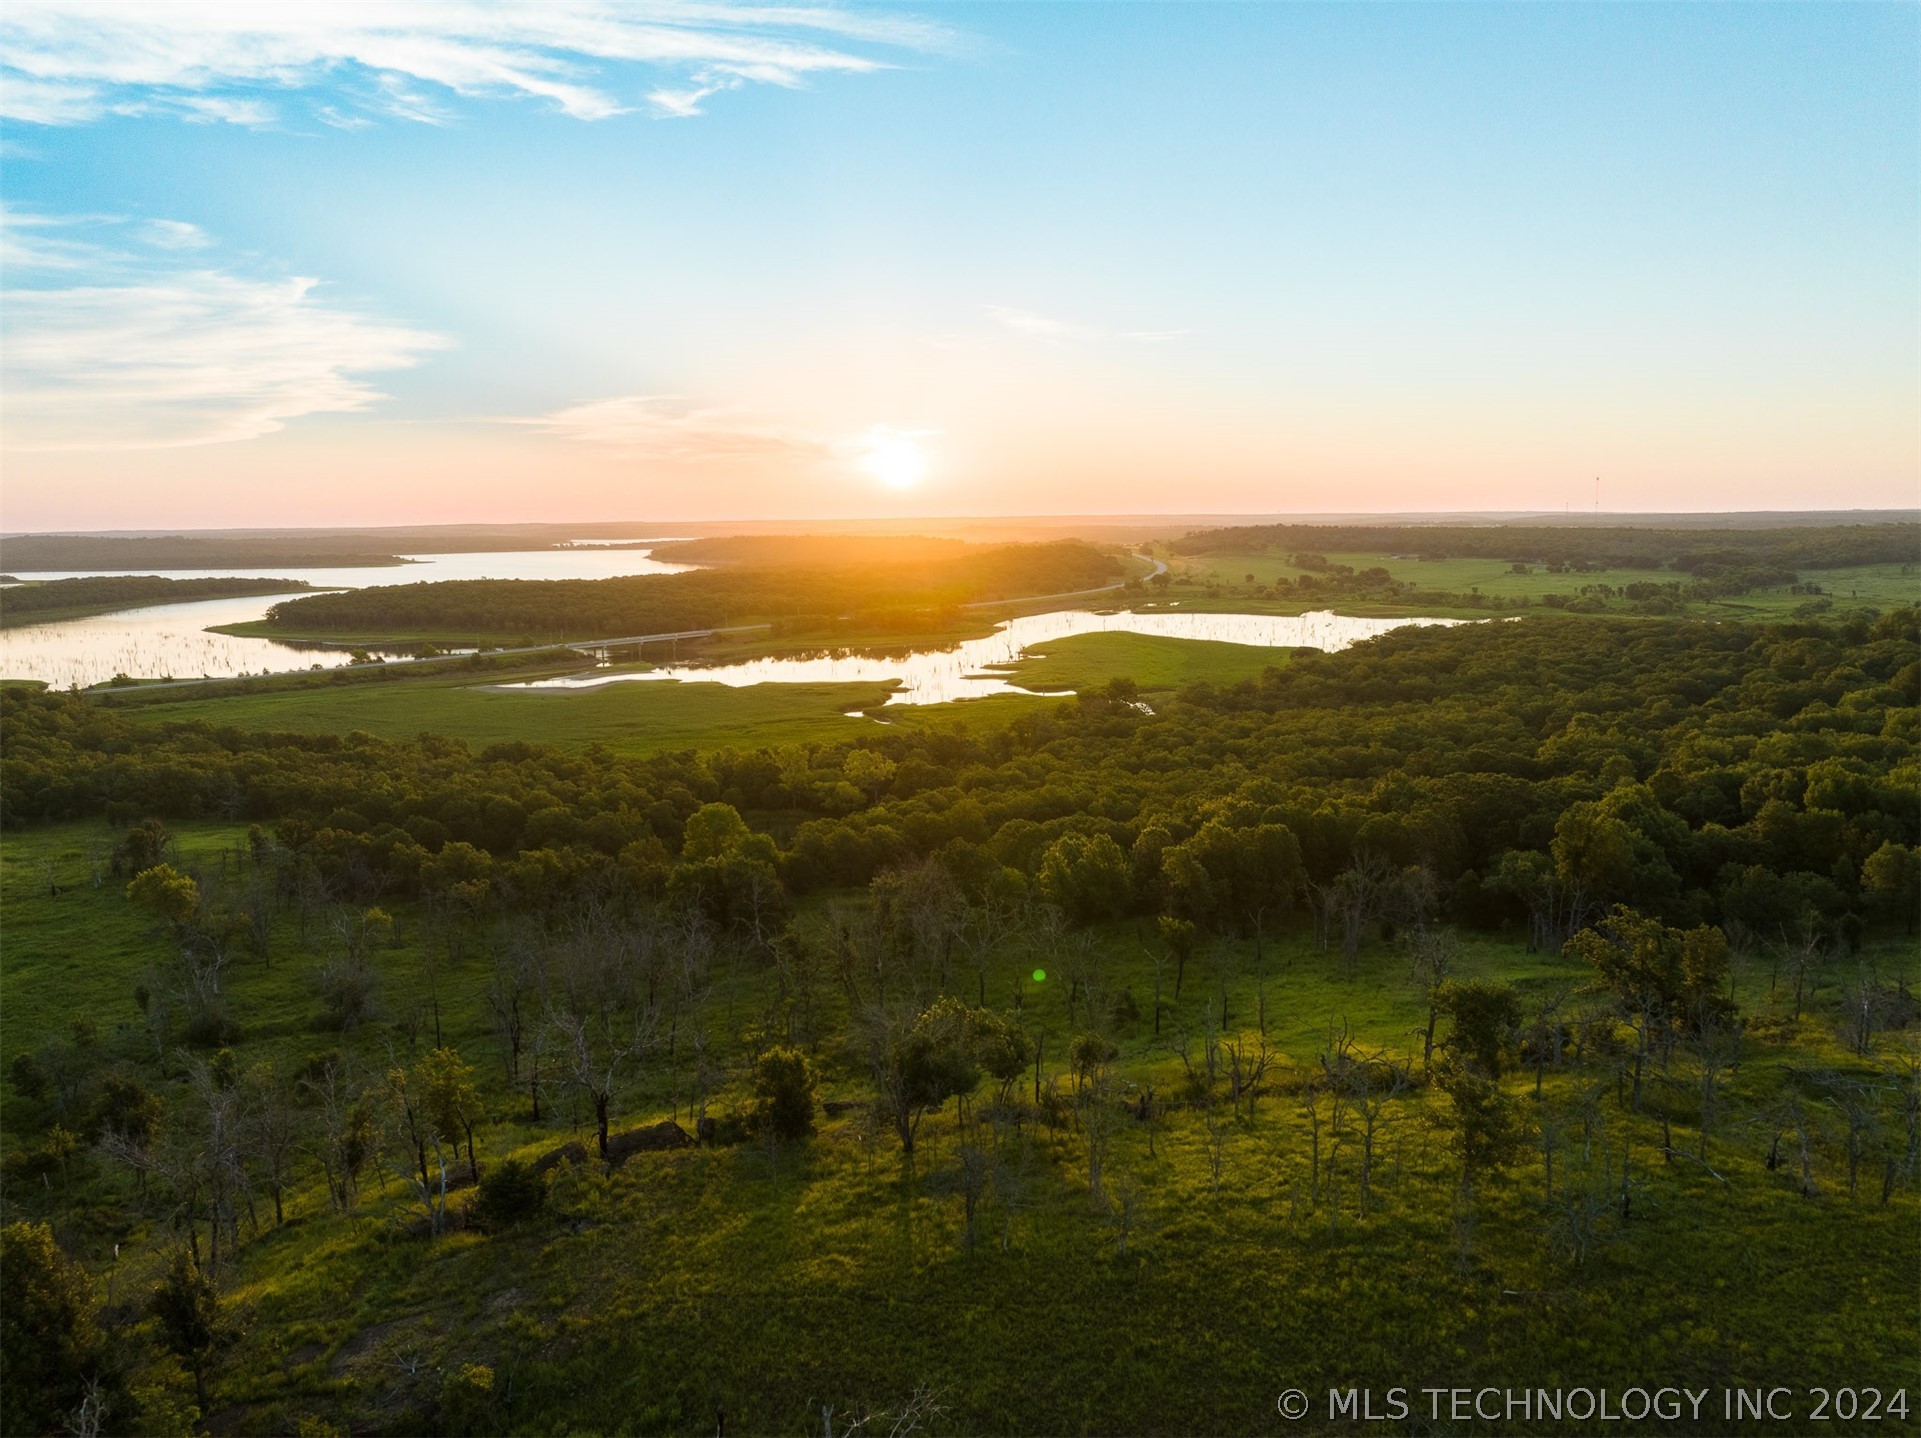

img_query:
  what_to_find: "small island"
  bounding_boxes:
[0,576,323,627]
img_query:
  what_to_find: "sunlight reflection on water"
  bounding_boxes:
[513,609,1464,706]
[0,547,689,688]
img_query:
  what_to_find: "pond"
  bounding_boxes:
[509,608,1466,706]
[0,545,691,689]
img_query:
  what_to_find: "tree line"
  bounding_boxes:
[1170,521,1919,574]
[0,577,316,626]
[255,541,1122,640]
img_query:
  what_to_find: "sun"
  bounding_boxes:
[858,429,928,490]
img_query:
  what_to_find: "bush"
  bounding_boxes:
[438,1363,497,1432]
[8,1051,47,1101]
[748,1046,817,1141]
[1,1222,114,1436]
[473,1158,547,1229]
[181,1006,242,1048]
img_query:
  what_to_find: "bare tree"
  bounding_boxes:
[1692,1019,1742,1163]
[1773,916,1828,1020]
[1525,986,1572,1097]
[1202,1100,1230,1199]
[548,974,660,1162]
[106,1057,247,1278]
[1406,926,1460,1072]
[1222,1032,1278,1120]
[1884,1044,1920,1189]
[1079,1061,1121,1206]
[488,939,542,1087]
[301,1056,372,1213]
[239,1062,303,1226]
[1838,965,1894,1057]
[1818,1074,1882,1200]
[1297,1073,1332,1209]
[963,890,1023,1008]
[1766,1093,1820,1198]
[1333,1045,1410,1214]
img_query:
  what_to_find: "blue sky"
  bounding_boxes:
[2,2,1914,527]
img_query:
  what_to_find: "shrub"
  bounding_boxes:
[748,1046,817,1141]
[1,1222,114,1436]
[473,1158,546,1229]
[8,1051,47,1101]
[438,1362,497,1431]
[181,1006,242,1048]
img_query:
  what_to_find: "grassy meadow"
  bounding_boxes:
[112,676,906,757]
[1161,548,1918,620]
[2,819,1915,1434]
[1006,632,1286,693]
[101,631,1285,757]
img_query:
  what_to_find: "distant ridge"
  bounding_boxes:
[6,509,1916,546]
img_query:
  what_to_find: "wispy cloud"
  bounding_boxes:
[986,303,1187,346]
[985,305,1086,343]
[523,394,826,459]
[144,218,211,250]
[0,1,957,125]
[0,209,117,270]
[2,213,446,450]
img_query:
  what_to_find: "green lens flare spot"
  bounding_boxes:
[1032,968,1046,983]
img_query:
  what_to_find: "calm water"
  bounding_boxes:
[511,608,1465,706]
[0,546,690,689]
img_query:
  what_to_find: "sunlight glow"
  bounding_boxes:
[858,428,929,490]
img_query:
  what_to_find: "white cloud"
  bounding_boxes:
[176,93,277,126]
[0,209,112,270]
[0,1,956,125]
[524,393,825,459]
[2,235,448,450]
[144,218,211,250]
[986,305,1085,343]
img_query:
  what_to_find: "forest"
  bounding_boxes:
[0,602,1916,1434]
[0,526,703,573]
[250,540,1123,643]
[646,535,980,568]
[0,578,318,628]
[1171,521,1919,572]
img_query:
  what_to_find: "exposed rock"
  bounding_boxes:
[531,1141,590,1176]
[604,1120,693,1166]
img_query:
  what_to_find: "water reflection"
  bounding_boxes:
[513,608,1464,706]
[1,546,689,688]
[0,597,432,691]
[3,545,693,589]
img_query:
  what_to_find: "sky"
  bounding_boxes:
[1,0,1915,531]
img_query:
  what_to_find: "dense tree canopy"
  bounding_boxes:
[1172,521,1918,572]
[4,610,1913,951]
[256,541,1122,640]
[0,576,315,626]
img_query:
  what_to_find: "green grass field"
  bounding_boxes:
[116,675,912,755]
[1169,550,1919,618]
[3,820,1914,1434]
[1005,631,1286,693]
[107,630,1295,755]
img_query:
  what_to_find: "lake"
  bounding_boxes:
[0,545,691,689]
[508,608,1465,706]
